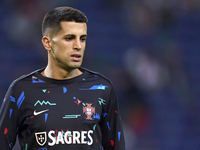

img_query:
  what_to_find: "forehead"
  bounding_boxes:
[58,21,87,35]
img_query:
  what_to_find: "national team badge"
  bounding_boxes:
[35,132,47,146]
[83,103,95,120]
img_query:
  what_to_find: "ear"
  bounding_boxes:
[42,36,51,51]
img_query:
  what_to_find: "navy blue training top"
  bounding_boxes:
[0,67,126,150]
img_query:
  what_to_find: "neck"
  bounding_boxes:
[41,65,83,80]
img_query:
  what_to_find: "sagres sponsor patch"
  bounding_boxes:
[35,132,47,146]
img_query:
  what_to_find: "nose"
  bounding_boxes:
[73,39,81,50]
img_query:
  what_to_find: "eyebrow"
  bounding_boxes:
[81,34,87,38]
[64,34,87,38]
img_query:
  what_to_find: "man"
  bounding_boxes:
[0,6,126,150]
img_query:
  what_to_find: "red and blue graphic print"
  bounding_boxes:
[0,68,126,150]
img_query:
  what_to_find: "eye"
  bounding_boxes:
[65,37,73,41]
[80,37,87,42]
[64,35,75,41]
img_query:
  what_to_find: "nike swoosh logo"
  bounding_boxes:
[34,109,49,116]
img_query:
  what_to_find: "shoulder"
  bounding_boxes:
[80,67,113,86]
[9,68,44,90]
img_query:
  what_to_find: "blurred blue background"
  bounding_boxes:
[1,0,200,149]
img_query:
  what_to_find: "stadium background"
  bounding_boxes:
[0,0,200,149]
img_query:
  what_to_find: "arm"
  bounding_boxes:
[0,83,19,149]
[101,87,126,150]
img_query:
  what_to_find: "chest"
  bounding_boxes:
[19,84,108,131]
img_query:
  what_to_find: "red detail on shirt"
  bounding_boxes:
[4,128,8,134]
[111,140,114,146]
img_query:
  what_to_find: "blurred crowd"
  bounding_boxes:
[1,0,200,149]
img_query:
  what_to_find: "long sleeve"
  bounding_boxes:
[0,83,19,149]
[101,86,126,150]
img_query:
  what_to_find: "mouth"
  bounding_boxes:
[70,53,82,61]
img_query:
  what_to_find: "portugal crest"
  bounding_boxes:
[35,132,47,146]
[83,103,95,120]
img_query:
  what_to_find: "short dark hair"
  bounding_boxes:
[42,6,88,36]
